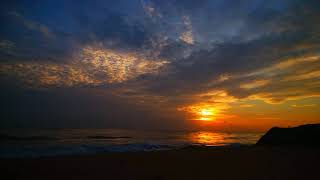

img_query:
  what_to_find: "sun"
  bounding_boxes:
[200,109,214,116]
[197,108,216,121]
[177,104,220,122]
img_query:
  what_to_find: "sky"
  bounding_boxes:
[0,0,319,132]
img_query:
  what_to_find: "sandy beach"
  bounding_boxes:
[1,146,319,180]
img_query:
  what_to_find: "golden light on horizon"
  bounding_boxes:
[197,117,214,121]
[178,104,220,121]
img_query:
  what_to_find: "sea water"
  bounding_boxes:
[0,129,262,158]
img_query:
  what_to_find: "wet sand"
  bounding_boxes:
[1,146,319,180]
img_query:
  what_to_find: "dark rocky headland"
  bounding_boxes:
[257,124,320,147]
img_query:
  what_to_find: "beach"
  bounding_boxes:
[1,146,319,180]
[1,0,320,179]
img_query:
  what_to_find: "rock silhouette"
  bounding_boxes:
[256,124,320,147]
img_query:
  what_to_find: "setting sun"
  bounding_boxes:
[178,104,222,121]
[199,109,214,116]
[197,108,216,121]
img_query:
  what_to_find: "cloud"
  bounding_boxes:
[179,31,193,45]
[1,0,320,128]
[282,70,320,81]
[141,0,162,18]
[239,104,254,108]
[8,11,55,39]
[179,16,194,44]
[218,74,231,82]
[0,40,15,50]
[291,104,316,108]
[247,54,320,77]
[177,90,238,121]
[240,80,271,89]
[0,45,169,88]
[78,45,169,83]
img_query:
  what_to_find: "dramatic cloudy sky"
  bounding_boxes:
[0,0,319,131]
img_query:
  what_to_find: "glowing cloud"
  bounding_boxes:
[179,16,194,44]
[218,74,231,82]
[0,63,99,88]
[177,91,237,121]
[78,46,169,83]
[291,104,316,108]
[283,70,320,81]
[248,54,320,77]
[178,104,219,121]
[240,80,270,89]
[0,46,169,88]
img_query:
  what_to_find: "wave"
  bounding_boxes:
[86,136,131,140]
[0,143,173,158]
[0,134,133,141]
[0,134,58,141]
[0,143,253,158]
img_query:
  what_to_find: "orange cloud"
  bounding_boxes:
[283,70,320,81]
[177,90,237,121]
[291,104,316,108]
[240,80,270,89]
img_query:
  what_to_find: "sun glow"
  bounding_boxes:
[195,107,216,121]
[197,108,216,121]
[199,109,214,116]
[198,117,213,121]
[178,104,219,121]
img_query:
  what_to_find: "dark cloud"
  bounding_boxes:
[142,0,320,98]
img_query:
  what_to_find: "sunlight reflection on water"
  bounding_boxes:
[188,132,261,146]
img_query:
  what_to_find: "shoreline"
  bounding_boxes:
[1,145,319,180]
[0,144,236,159]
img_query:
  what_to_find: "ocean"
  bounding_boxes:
[0,129,263,158]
